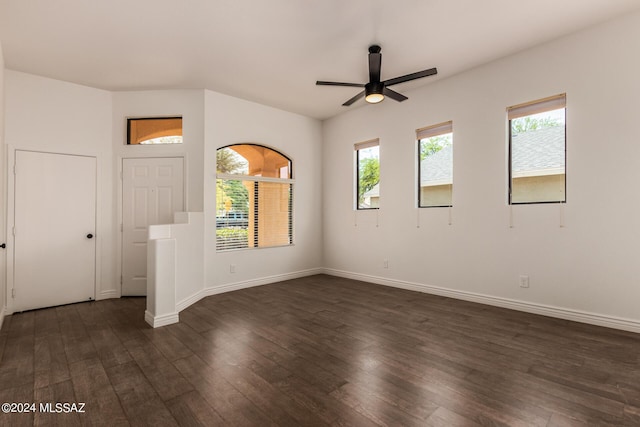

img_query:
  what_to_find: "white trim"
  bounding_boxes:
[175,289,205,312]
[216,173,294,184]
[116,156,123,298]
[421,179,453,187]
[93,154,102,303]
[322,268,640,334]
[6,145,15,315]
[0,141,6,332]
[512,167,564,178]
[175,268,323,312]
[145,310,179,328]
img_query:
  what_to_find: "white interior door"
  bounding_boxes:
[13,151,96,312]
[122,157,184,296]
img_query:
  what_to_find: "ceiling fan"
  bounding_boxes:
[316,45,438,106]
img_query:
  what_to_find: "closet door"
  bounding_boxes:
[13,150,96,311]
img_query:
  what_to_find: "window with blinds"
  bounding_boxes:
[417,121,453,207]
[508,94,566,204]
[216,144,293,251]
[355,139,380,210]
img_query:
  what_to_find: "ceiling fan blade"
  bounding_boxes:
[383,67,437,87]
[343,90,365,106]
[369,46,382,82]
[316,81,365,87]
[383,87,408,102]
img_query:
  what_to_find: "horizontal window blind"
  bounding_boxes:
[508,94,566,120]
[416,121,453,140]
[216,178,293,251]
[354,138,379,151]
[216,179,250,251]
[257,181,293,248]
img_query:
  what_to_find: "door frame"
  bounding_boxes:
[116,155,187,297]
[6,147,99,314]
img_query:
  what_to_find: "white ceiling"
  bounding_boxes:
[1,0,639,120]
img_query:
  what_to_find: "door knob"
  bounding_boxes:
[0,243,5,249]
[86,234,94,239]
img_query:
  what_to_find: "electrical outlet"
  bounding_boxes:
[383,259,389,269]
[230,264,236,273]
[519,275,529,288]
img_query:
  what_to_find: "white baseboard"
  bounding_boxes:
[175,290,205,313]
[145,310,179,328]
[323,268,640,334]
[175,267,323,312]
[0,305,5,331]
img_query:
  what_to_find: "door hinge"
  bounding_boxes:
[11,288,15,298]
[120,223,123,232]
[13,164,16,175]
[12,226,16,236]
[120,276,123,285]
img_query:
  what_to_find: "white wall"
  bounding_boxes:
[172,212,204,306]
[112,90,205,212]
[0,42,6,326]
[204,90,323,292]
[322,11,640,329]
[4,70,115,303]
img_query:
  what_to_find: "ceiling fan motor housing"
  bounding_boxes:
[365,81,384,95]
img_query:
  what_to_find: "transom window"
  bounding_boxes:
[216,144,293,251]
[417,121,453,208]
[508,94,566,204]
[127,117,183,145]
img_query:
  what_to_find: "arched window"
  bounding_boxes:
[216,144,293,251]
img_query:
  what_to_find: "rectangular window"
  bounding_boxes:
[508,94,566,204]
[127,117,183,145]
[417,121,453,207]
[355,139,380,209]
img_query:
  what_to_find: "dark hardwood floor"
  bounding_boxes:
[1,274,639,426]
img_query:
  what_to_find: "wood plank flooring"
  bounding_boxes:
[1,274,639,426]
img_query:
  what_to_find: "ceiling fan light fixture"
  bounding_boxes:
[365,82,384,104]
[365,93,384,103]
